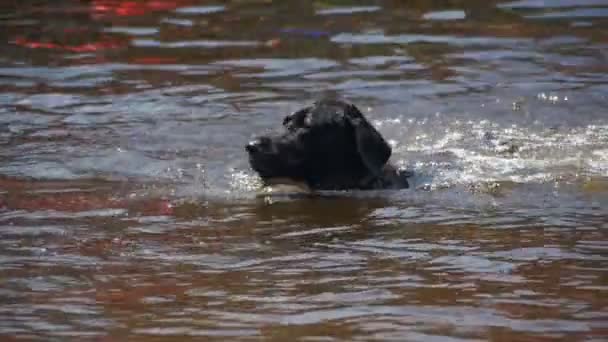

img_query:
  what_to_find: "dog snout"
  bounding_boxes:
[246,136,272,154]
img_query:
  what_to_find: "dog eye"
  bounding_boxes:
[258,136,272,147]
[283,107,310,129]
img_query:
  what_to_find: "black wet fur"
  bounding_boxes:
[245,99,410,190]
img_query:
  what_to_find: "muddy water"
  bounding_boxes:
[1,0,608,340]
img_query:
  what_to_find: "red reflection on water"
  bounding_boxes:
[92,0,193,17]
[12,0,194,53]
[2,191,174,215]
[133,57,178,64]
[0,176,174,216]
[13,36,124,52]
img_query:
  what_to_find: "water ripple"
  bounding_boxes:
[1,1,607,340]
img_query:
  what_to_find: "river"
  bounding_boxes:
[1,0,607,340]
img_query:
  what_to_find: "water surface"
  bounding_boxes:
[1,0,607,340]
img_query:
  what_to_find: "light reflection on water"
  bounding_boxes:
[0,0,607,340]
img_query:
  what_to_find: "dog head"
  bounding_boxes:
[245,99,392,190]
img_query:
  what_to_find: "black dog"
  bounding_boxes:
[245,99,410,191]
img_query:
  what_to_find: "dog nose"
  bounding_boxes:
[246,137,270,154]
[245,140,259,153]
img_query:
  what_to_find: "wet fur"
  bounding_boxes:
[246,99,410,190]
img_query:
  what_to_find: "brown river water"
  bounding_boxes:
[1,0,608,340]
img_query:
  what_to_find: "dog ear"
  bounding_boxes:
[345,104,392,175]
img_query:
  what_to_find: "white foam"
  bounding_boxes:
[390,120,608,187]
